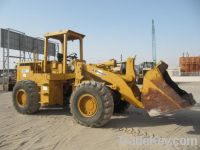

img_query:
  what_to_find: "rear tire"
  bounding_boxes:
[70,81,114,127]
[12,80,40,114]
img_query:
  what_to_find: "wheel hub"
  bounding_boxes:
[16,89,27,107]
[77,94,98,117]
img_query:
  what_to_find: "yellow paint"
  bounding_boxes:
[77,94,98,117]
[16,30,85,106]
[81,59,144,108]
[141,62,184,110]
[16,89,27,107]
[16,29,188,113]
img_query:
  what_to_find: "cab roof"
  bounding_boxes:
[45,29,85,41]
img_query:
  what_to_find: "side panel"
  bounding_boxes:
[49,81,63,105]
[16,65,67,106]
[17,66,32,81]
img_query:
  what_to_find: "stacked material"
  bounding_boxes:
[179,56,200,76]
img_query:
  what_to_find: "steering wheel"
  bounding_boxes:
[67,53,78,60]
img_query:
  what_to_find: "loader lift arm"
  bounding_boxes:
[74,57,144,109]
[73,57,196,116]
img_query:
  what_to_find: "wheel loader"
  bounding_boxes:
[12,29,196,127]
[136,61,155,84]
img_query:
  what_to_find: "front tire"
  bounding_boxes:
[70,81,114,127]
[12,80,40,114]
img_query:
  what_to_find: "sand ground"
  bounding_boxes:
[0,82,199,150]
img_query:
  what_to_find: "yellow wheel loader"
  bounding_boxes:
[12,29,196,127]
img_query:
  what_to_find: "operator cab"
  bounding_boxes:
[44,30,85,73]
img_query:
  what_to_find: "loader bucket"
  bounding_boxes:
[141,61,196,116]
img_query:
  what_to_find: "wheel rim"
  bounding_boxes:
[16,89,27,107]
[77,94,98,117]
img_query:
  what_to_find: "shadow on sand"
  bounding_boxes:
[106,103,200,135]
[33,103,200,135]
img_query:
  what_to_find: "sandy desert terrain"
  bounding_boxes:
[0,82,199,150]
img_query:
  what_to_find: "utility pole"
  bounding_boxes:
[152,19,156,64]
[120,54,122,61]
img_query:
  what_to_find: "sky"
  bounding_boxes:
[0,0,200,69]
